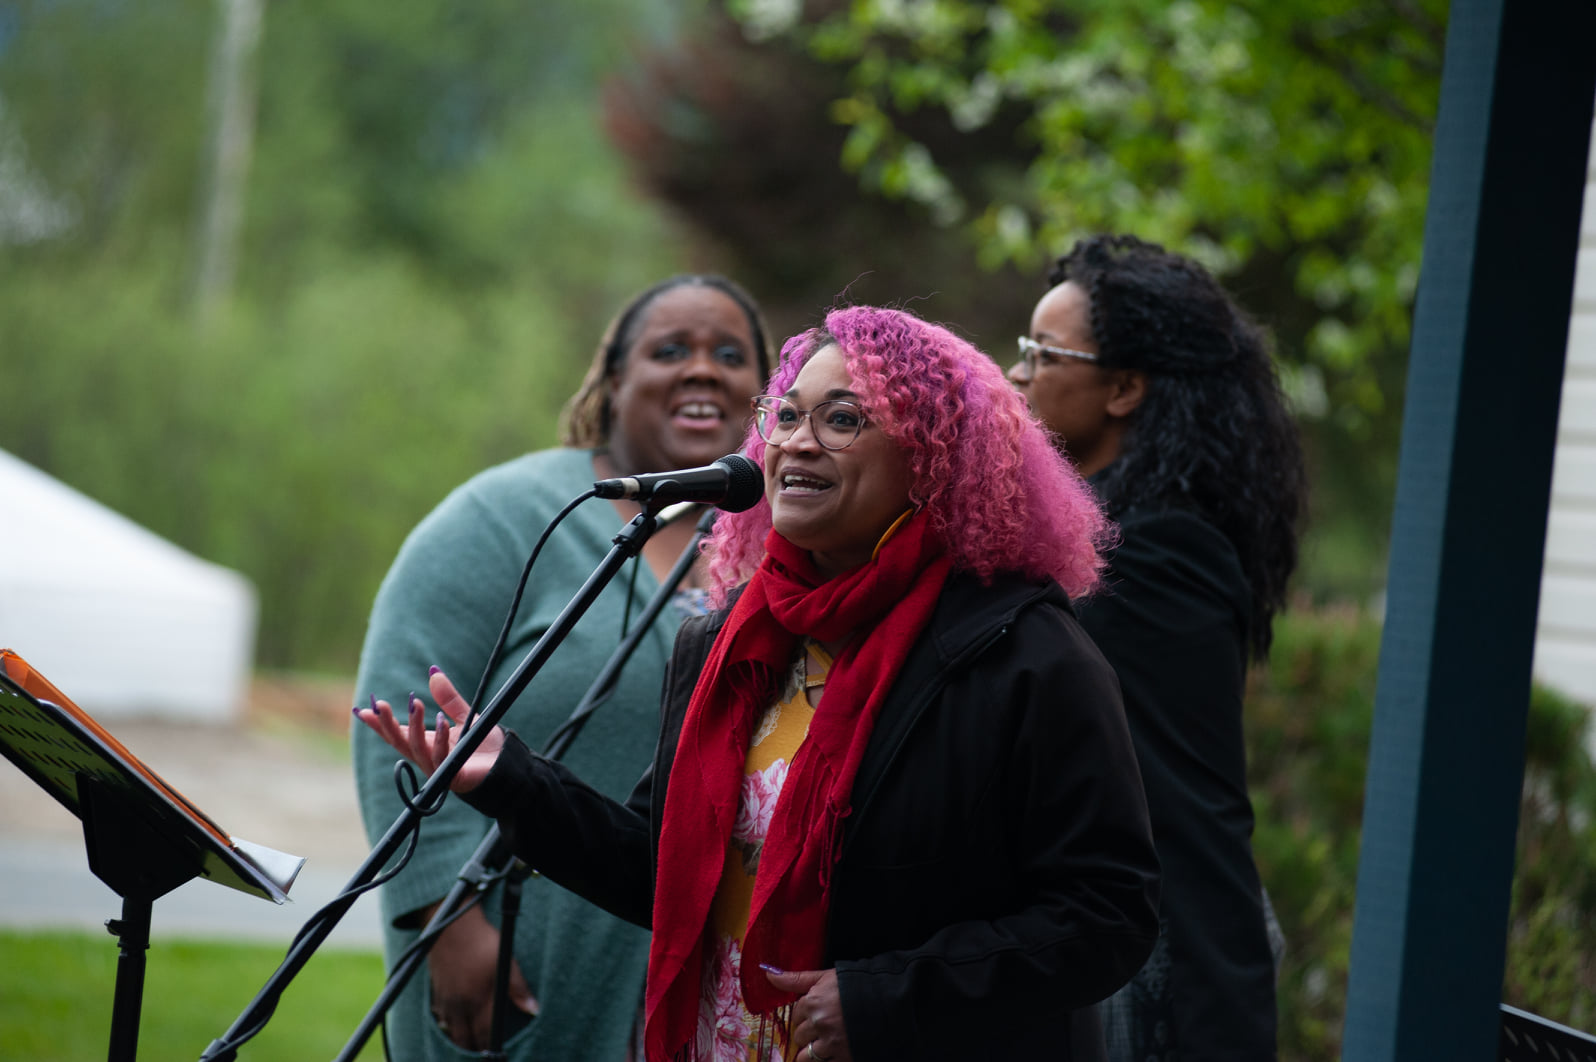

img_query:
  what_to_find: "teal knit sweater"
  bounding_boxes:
[352,448,681,1062]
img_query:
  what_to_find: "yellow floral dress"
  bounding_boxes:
[694,640,830,1062]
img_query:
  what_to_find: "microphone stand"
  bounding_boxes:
[198,504,684,1062]
[331,507,716,1062]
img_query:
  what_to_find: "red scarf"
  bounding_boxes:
[643,512,952,1061]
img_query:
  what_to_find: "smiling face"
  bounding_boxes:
[605,284,764,475]
[763,344,915,578]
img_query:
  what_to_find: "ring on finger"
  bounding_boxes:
[808,1044,831,1062]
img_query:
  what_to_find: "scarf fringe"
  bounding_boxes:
[756,1004,794,1062]
[818,800,851,889]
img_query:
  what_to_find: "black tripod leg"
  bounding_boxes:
[487,861,535,1056]
[333,829,510,1062]
[106,895,153,1062]
[77,772,199,1062]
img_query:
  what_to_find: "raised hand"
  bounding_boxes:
[354,667,506,793]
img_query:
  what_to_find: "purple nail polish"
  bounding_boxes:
[758,963,784,975]
[351,703,362,718]
[369,693,379,712]
[428,665,441,676]
[436,712,446,730]
[407,691,418,711]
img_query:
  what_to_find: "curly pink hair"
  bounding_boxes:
[706,305,1113,599]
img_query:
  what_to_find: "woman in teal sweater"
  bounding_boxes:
[352,275,770,1062]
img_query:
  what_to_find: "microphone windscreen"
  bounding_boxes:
[716,455,765,513]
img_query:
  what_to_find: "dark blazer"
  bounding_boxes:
[1077,505,1277,1059]
[465,572,1160,1061]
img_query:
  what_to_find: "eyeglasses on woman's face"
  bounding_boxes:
[751,395,868,451]
[1016,335,1099,374]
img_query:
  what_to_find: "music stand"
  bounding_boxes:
[1499,1003,1596,1061]
[0,651,302,1062]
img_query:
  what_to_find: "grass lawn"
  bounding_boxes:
[0,929,387,1061]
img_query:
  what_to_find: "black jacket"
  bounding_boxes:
[1077,505,1277,1059]
[465,572,1160,1061]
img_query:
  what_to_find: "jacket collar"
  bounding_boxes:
[840,571,1062,847]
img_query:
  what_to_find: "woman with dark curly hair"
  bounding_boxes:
[1009,234,1306,1061]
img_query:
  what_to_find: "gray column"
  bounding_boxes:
[1341,2,1595,1059]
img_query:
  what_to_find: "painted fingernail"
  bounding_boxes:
[428,665,441,676]
[436,712,446,730]
[351,703,362,718]
[407,691,418,710]
[758,964,784,974]
[369,694,379,712]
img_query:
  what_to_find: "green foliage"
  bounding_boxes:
[0,929,384,1061]
[1247,609,1596,1060]
[727,0,1450,603]
[739,0,1442,417]
[0,1,691,669]
[1506,683,1596,1033]
[1247,607,1381,1059]
[0,242,648,668]
[249,0,681,284]
[0,0,212,259]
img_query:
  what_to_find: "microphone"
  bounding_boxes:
[594,454,764,513]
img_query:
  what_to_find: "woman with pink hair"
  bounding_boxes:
[360,305,1159,1062]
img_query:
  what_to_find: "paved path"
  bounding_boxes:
[0,714,384,949]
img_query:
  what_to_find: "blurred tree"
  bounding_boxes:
[0,0,698,670]
[729,0,1443,420]
[602,9,1044,350]
[190,0,264,320]
[616,0,1450,601]
[0,0,212,262]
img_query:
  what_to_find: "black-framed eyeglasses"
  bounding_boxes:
[1017,336,1099,373]
[751,396,868,451]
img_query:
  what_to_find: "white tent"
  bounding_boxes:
[0,448,257,721]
